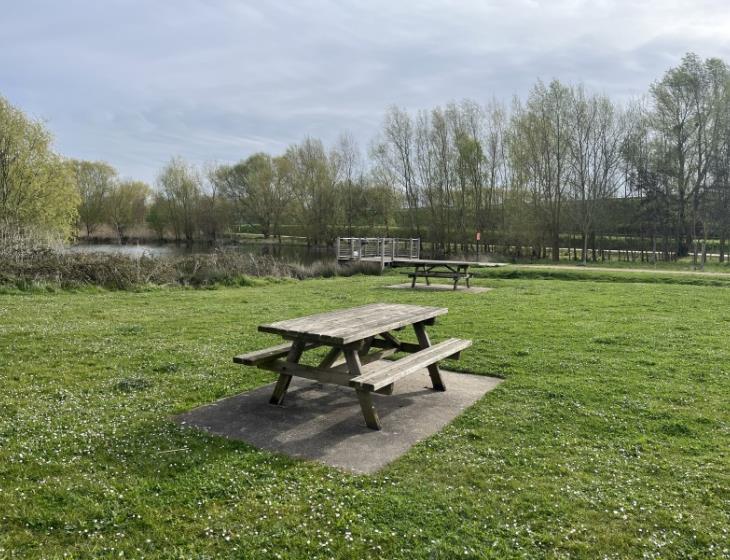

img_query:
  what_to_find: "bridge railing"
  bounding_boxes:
[336,238,420,262]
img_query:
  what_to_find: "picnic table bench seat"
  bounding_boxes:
[233,342,319,365]
[350,338,471,391]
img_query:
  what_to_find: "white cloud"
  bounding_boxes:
[1,0,729,182]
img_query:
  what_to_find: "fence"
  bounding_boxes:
[336,238,420,264]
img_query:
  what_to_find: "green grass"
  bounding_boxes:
[511,256,730,273]
[477,266,730,288]
[1,274,728,558]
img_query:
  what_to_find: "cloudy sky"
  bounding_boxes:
[3,0,730,183]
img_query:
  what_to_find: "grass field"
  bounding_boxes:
[1,273,728,558]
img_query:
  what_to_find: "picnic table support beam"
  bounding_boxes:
[269,339,305,405]
[413,322,446,391]
[344,345,382,430]
[318,347,342,369]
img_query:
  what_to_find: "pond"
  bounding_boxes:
[65,242,334,265]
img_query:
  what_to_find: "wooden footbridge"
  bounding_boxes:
[336,237,505,289]
[336,237,421,266]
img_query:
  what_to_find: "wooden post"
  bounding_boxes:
[345,345,382,430]
[356,389,381,430]
[413,322,446,391]
[269,339,305,405]
[336,237,341,261]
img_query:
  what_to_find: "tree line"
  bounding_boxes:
[1,52,729,263]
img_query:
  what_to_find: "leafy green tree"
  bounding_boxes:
[213,153,290,239]
[146,193,170,241]
[157,158,201,242]
[281,139,341,244]
[106,180,150,241]
[0,95,78,240]
[70,160,117,237]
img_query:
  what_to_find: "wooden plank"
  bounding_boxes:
[258,303,392,338]
[329,347,397,372]
[414,322,446,390]
[324,307,447,343]
[269,340,305,405]
[261,359,353,386]
[233,342,319,365]
[349,338,471,391]
[259,304,448,345]
[406,272,472,278]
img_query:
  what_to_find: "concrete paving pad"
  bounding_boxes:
[175,369,502,474]
[385,283,493,293]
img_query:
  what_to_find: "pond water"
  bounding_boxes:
[65,242,333,264]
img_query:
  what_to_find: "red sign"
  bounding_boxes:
[476,232,481,241]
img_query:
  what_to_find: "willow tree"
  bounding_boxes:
[157,157,201,242]
[106,180,150,241]
[212,153,291,239]
[70,159,117,237]
[0,96,78,243]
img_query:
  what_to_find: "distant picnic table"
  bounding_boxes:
[234,303,471,430]
[403,259,480,290]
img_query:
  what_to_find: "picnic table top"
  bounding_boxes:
[395,259,502,267]
[258,303,447,346]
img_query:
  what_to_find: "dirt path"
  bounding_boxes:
[514,264,730,277]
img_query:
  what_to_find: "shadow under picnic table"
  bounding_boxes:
[174,369,502,474]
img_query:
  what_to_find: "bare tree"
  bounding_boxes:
[332,132,364,237]
[510,80,572,260]
[372,107,420,236]
[568,88,625,264]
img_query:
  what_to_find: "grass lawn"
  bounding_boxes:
[0,274,728,559]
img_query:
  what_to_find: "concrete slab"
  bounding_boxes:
[385,283,493,293]
[175,369,502,474]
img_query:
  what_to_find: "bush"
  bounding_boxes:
[0,249,382,290]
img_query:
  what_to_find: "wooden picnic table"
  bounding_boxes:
[233,303,471,430]
[405,260,475,290]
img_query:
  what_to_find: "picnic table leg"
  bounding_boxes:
[359,337,373,357]
[345,346,382,430]
[413,322,446,391]
[269,340,305,405]
[411,266,418,288]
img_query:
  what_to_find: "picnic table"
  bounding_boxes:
[404,259,477,290]
[233,303,471,430]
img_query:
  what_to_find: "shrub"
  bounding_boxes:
[0,248,381,290]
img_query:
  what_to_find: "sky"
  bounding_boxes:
[3,0,730,183]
